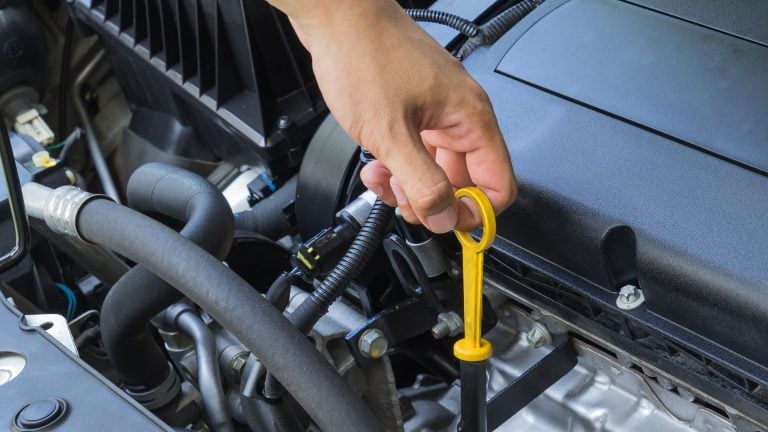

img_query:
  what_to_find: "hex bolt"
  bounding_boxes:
[616,285,645,310]
[616,353,634,368]
[431,312,464,339]
[526,322,552,349]
[677,387,695,402]
[229,353,249,381]
[621,289,637,303]
[358,328,389,359]
[656,376,675,390]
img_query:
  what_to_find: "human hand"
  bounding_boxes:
[270,0,517,232]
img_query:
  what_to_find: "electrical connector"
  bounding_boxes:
[14,108,55,146]
[294,221,357,273]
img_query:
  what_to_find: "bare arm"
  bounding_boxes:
[268,0,517,232]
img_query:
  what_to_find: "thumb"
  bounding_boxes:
[379,130,458,233]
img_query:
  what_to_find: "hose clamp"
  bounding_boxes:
[124,363,180,410]
[43,186,110,242]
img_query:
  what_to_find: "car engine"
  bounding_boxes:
[0,0,766,431]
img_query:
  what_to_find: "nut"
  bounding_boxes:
[358,328,389,359]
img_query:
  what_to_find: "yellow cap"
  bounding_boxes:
[32,151,57,168]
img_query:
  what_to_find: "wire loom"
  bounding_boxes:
[406,0,542,60]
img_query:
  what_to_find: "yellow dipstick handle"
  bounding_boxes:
[453,187,496,362]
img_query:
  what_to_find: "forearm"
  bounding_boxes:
[265,0,411,52]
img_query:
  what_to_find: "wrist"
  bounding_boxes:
[267,0,407,52]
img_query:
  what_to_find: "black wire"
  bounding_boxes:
[456,0,541,60]
[0,112,30,272]
[405,9,480,38]
[58,18,74,141]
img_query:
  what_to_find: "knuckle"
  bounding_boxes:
[501,177,519,210]
[411,178,453,214]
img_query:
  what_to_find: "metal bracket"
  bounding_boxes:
[486,333,577,430]
[22,314,78,356]
[346,298,438,365]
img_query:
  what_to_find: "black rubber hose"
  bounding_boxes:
[74,199,381,432]
[405,9,480,38]
[233,175,297,239]
[100,163,234,389]
[167,304,235,432]
[456,0,540,59]
[29,218,129,287]
[265,200,393,431]
[265,271,293,313]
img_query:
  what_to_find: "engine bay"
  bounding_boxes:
[0,0,767,431]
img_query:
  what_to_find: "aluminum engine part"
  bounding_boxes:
[281,289,404,430]
[404,301,736,432]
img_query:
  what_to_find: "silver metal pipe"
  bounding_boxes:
[72,50,121,203]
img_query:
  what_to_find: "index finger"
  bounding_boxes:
[457,122,517,230]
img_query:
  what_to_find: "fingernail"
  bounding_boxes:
[425,206,458,234]
[391,182,408,205]
[369,185,384,196]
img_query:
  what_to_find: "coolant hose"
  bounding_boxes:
[233,175,297,239]
[22,184,382,432]
[264,199,393,430]
[165,304,235,432]
[100,163,234,389]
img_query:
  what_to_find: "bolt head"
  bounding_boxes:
[616,285,645,310]
[358,328,389,359]
[527,328,544,347]
[230,354,248,380]
[526,322,551,348]
[621,292,637,302]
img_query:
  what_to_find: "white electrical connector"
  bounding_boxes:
[14,108,55,146]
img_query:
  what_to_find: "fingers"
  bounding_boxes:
[378,129,458,233]
[360,160,396,206]
[463,118,518,224]
[434,149,483,230]
[361,123,515,233]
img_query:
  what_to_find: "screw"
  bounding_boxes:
[526,322,551,349]
[431,321,450,339]
[431,312,464,339]
[358,328,389,359]
[616,285,645,310]
[278,116,291,129]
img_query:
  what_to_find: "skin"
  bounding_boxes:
[267,0,517,233]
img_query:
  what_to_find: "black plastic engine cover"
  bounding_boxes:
[69,0,325,166]
[0,298,167,431]
[461,0,768,367]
